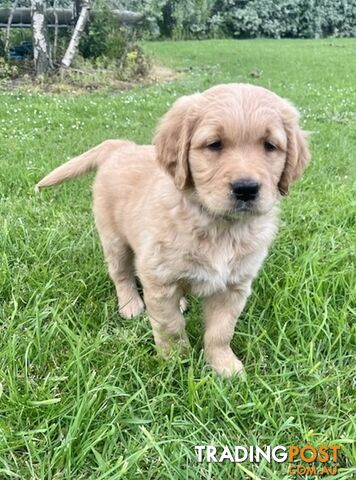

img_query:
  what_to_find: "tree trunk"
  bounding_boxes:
[60,1,90,71]
[4,0,18,54]
[53,0,58,60]
[74,0,82,22]
[31,0,52,75]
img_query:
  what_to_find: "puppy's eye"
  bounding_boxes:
[207,140,223,151]
[264,141,277,152]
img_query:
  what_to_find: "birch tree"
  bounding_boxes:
[60,0,90,71]
[53,0,59,60]
[4,0,19,55]
[31,0,52,75]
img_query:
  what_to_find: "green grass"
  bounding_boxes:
[0,39,355,479]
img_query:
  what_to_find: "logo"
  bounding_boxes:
[194,444,341,476]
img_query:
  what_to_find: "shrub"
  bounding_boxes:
[124,45,151,78]
[151,0,356,39]
[79,7,128,60]
[0,58,19,79]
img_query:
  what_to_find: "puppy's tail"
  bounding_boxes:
[36,140,130,190]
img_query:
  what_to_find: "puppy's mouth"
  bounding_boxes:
[233,199,258,212]
[198,200,256,221]
[220,201,260,221]
[193,189,265,221]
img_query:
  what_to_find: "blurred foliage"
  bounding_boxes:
[209,0,356,39]
[0,56,19,78]
[138,0,356,39]
[1,0,355,39]
[0,35,4,56]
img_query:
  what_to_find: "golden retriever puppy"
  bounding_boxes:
[37,83,310,377]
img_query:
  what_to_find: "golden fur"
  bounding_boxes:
[37,83,310,377]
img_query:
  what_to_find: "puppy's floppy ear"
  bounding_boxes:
[278,102,311,196]
[154,94,200,190]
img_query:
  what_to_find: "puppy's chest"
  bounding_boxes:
[176,234,257,296]
[183,247,238,295]
[145,221,271,296]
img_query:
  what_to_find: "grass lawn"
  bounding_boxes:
[0,39,355,479]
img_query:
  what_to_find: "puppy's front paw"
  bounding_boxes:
[119,295,145,319]
[156,333,191,359]
[205,347,245,378]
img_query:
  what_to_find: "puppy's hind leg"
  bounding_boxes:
[100,234,144,319]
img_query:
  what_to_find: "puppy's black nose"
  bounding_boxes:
[231,179,260,202]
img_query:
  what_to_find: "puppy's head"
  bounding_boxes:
[154,84,310,218]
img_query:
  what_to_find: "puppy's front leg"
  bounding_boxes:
[203,284,251,377]
[143,281,190,357]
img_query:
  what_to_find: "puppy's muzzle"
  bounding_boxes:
[231,179,260,202]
